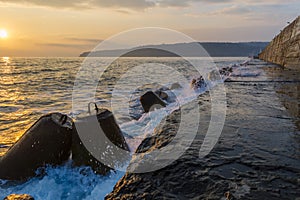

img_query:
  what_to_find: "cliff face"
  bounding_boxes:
[259,16,300,69]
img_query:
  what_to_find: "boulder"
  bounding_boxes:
[190,76,207,90]
[155,86,178,104]
[0,113,73,180]
[72,106,129,175]
[154,90,168,101]
[219,66,233,77]
[170,82,182,90]
[140,91,167,113]
[4,194,34,200]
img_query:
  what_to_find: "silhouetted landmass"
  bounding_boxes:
[79,42,268,57]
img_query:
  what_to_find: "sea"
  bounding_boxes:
[0,57,250,199]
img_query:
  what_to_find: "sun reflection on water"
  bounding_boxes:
[2,57,10,64]
[0,57,35,156]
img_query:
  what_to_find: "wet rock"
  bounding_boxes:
[224,78,232,82]
[140,91,166,113]
[0,113,73,180]
[106,99,218,200]
[4,194,34,200]
[155,87,178,104]
[129,86,178,120]
[154,90,168,101]
[72,107,130,175]
[107,64,300,199]
[219,66,233,77]
[208,69,222,82]
[170,82,182,90]
[190,76,207,90]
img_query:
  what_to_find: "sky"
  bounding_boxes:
[0,0,299,57]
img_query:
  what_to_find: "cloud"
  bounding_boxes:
[212,5,253,15]
[210,3,298,16]
[64,37,103,44]
[156,0,233,7]
[0,0,155,10]
[91,0,155,9]
[36,42,95,49]
[35,37,103,49]
[0,0,298,14]
[0,0,237,10]
[115,9,132,14]
[0,0,88,9]
[183,4,254,18]
[182,25,280,41]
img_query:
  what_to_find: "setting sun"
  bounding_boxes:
[0,29,8,39]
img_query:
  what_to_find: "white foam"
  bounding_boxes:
[0,164,124,200]
[120,72,222,152]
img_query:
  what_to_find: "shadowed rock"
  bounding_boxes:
[0,113,73,180]
[154,90,168,101]
[170,82,182,90]
[140,91,166,113]
[219,66,233,77]
[155,87,178,104]
[72,106,129,175]
[190,76,207,90]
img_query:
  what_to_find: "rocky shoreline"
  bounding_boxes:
[106,60,300,199]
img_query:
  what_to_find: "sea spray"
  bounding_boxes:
[0,164,124,200]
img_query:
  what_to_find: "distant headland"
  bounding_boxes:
[79,42,268,57]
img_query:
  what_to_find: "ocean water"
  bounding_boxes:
[0,57,247,199]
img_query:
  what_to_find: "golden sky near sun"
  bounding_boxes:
[0,29,8,38]
[0,1,299,57]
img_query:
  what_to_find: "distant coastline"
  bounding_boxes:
[79,42,268,57]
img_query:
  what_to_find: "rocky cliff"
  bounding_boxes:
[259,16,300,69]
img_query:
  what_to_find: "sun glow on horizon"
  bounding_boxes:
[0,29,8,39]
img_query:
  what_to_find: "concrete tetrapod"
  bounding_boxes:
[0,113,73,180]
[72,103,130,175]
